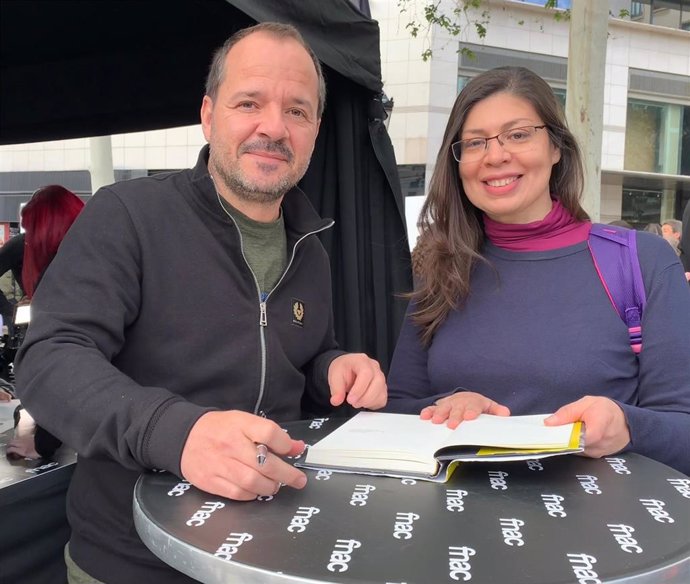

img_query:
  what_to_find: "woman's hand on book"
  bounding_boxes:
[420,391,510,429]
[544,396,630,458]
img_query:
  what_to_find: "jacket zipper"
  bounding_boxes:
[253,221,334,415]
[214,190,334,416]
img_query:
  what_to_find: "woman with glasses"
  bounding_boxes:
[386,67,690,475]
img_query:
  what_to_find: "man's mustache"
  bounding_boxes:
[239,140,294,162]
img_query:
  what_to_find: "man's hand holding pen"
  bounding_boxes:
[180,354,387,502]
[180,410,307,501]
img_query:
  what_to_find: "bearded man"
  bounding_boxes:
[15,23,386,584]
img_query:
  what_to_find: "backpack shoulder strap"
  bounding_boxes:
[588,224,646,354]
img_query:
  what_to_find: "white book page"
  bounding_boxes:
[308,412,452,463]
[441,413,573,449]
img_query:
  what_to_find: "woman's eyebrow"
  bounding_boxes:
[462,118,536,136]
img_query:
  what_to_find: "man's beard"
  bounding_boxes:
[210,139,309,204]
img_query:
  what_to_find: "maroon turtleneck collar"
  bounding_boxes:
[483,199,591,251]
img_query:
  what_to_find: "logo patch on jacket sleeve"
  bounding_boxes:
[292,299,305,327]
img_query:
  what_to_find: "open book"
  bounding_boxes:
[299,412,584,482]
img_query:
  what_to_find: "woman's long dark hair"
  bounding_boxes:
[21,185,84,298]
[413,66,587,345]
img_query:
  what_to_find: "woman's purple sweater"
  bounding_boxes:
[387,232,690,476]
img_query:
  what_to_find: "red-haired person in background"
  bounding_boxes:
[5,185,84,456]
[21,185,85,298]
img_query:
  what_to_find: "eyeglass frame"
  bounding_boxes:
[451,125,548,163]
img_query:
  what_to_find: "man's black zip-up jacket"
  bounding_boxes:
[15,146,344,583]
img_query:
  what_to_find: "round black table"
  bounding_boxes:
[134,417,690,584]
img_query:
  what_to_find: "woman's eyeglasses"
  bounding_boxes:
[451,125,547,163]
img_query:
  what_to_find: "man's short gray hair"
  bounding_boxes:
[205,22,326,118]
[663,219,682,235]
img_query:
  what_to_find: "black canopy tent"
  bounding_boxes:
[0,0,412,373]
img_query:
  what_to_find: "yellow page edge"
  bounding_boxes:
[475,421,584,457]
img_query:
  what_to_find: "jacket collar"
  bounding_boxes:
[189,144,333,238]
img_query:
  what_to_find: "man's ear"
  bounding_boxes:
[200,96,213,142]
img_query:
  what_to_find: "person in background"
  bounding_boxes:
[662,219,689,281]
[0,233,25,325]
[15,23,386,584]
[386,66,690,477]
[643,222,662,236]
[5,185,84,458]
[661,219,682,256]
[20,185,85,297]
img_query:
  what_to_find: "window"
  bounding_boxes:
[621,188,662,228]
[682,104,690,176]
[631,2,644,18]
[515,0,571,7]
[625,102,664,173]
[625,100,686,175]
[398,165,426,198]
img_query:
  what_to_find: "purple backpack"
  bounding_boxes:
[588,224,646,354]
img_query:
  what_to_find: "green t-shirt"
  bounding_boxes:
[218,198,287,294]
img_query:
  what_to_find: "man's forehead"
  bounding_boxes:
[223,35,318,102]
[226,32,312,72]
